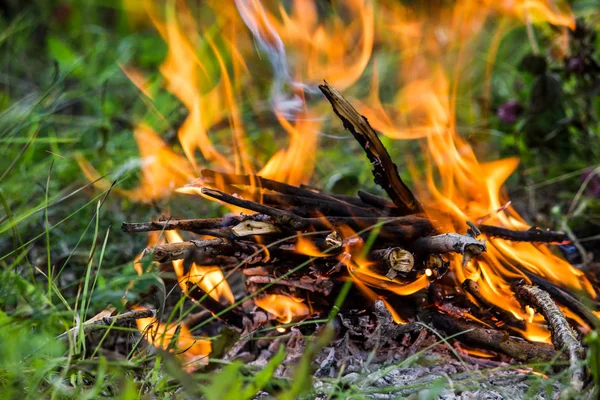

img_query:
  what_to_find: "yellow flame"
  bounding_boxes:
[164,230,234,304]
[135,307,211,371]
[255,294,310,323]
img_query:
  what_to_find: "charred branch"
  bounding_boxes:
[462,279,525,329]
[185,283,245,329]
[319,82,423,215]
[515,284,585,390]
[121,217,240,234]
[431,313,560,363]
[357,190,400,214]
[201,188,308,230]
[245,275,334,295]
[480,225,568,243]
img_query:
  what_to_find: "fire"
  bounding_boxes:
[134,307,211,370]
[356,0,592,341]
[255,294,310,323]
[163,231,234,305]
[99,0,595,343]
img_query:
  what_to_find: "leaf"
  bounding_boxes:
[47,35,82,77]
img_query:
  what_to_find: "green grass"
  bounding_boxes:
[0,0,599,398]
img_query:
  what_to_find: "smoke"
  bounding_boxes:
[235,0,313,118]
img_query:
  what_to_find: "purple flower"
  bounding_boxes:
[582,169,600,198]
[497,100,524,125]
[566,56,585,74]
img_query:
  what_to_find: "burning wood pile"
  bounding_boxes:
[123,83,597,389]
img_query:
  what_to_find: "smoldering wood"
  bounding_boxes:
[479,225,568,243]
[515,284,585,390]
[431,313,560,363]
[319,82,424,215]
[367,300,422,347]
[462,278,525,330]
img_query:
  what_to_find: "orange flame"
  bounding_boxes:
[111,0,595,341]
[254,294,310,323]
[135,308,211,371]
[357,0,590,341]
[164,230,234,304]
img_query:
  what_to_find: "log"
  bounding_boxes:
[480,225,568,243]
[319,82,424,215]
[515,284,585,390]
[431,313,560,363]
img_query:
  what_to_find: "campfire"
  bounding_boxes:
[77,0,597,392]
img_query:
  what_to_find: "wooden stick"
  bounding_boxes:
[319,82,423,215]
[431,313,560,363]
[412,233,486,256]
[201,169,351,207]
[185,283,245,329]
[515,284,585,390]
[357,190,400,213]
[521,270,600,329]
[480,225,568,243]
[122,218,235,234]
[142,238,234,263]
[57,309,156,340]
[462,278,525,329]
[259,192,376,218]
[200,188,308,230]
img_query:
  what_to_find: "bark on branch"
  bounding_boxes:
[480,225,568,243]
[515,284,585,390]
[319,82,423,215]
[431,313,560,363]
